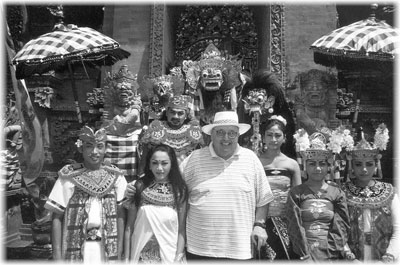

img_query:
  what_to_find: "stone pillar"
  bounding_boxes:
[102,4,152,80]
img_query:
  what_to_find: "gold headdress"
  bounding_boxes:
[76,126,107,147]
[347,124,389,179]
[167,95,191,110]
[294,129,335,179]
[139,69,186,120]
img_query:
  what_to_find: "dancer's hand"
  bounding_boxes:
[125,181,136,199]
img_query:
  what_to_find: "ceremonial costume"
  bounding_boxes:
[263,168,293,260]
[140,119,203,164]
[342,124,400,262]
[286,182,350,261]
[342,180,400,261]
[287,129,351,261]
[45,163,127,261]
[130,180,180,263]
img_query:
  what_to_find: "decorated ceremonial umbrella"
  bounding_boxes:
[12,14,130,123]
[310,4,398,69]
[310,4,398,123]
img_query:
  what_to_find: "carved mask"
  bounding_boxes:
[116,82,135,107]
[243,89,275,114]
[154,80,173,97]
[200,68,223,91]
[303,79,327,107]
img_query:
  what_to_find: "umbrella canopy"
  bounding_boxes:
[12,23,130,80]
[310,15,398,67]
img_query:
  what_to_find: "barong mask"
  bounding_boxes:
[182,43,242,93]
[242,88,276,114]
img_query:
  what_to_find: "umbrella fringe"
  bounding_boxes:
[311,48,395,62]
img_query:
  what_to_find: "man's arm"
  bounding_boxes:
[51,212,64,260]
[251,204,269,251]
[174,199,188,262]
[124,206,138,261]
[117,205,126,260]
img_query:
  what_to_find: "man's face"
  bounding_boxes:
[166,107,187,129]
[82,140,106,170]
[211,125,239,160]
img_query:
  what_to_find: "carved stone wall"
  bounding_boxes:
[270,4,286,85]
[149,4,165,77]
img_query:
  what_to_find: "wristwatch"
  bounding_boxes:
[253,221,266,229]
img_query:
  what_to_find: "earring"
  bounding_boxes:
[302,171,308,180]
[375,160,383,179]
[268,107,274,114]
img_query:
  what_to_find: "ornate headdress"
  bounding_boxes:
[294,128,336,179]
[76,126,107,147]
[347,124,389,179]
[269,115,287,126]
[139,70,186,120]
[167,95,191,110]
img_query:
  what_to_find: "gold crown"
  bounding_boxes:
[301,149,332,160]
[112,65,138,83]
[350,135,379,160]
[152,75,172,86]
[167,95,191,109]
[301,132,333,161]
[198,44,226,70]
[79,126,107,144]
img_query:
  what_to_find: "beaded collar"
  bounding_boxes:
[58,163,121,197]
[73,168,118,197]
[141,181,175,208]
[343,180,394,209]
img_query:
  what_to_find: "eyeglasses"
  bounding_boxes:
[214,129,239,139]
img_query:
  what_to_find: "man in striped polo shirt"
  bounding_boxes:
[180,111,274,260]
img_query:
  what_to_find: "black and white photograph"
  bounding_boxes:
[2,1,398,262]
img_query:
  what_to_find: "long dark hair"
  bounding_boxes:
[134,144,188,208]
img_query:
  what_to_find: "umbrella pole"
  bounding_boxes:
[68,62,83,124]
[352,72,363,125]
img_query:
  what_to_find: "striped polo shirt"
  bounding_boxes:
[181,143,273,259]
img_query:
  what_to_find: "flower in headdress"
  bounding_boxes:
[269,115,287,126]
[327,126,354,154]
[374,123,389,151]
[294,128,310,151]
[75,139,83,148]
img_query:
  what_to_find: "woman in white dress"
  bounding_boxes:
[124,144,188,263]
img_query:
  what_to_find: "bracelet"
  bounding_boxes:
[175,253,185,260]
[300,254,310,261]
[253,221,266,229]
[382,253,395,263]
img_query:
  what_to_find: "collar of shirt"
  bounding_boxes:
[209,142,242,159]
